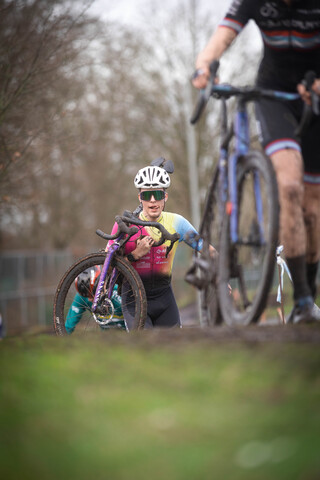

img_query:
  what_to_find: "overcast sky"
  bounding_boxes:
[87,0,262,51]
[88,0,236,26]
[87,0,263,81]
[88,0,145,24]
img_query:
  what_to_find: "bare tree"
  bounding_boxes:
[0,0,97,247]
[0,0,262,251]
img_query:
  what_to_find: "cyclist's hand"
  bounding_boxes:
[191,66,210,89]
[297,78,320,106]
[134,236,154,258]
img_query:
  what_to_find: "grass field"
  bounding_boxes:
[0,329,320,480]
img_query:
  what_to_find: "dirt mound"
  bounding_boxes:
[141,323,320,345]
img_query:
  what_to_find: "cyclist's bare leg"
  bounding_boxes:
[270,148,315,308]
[270,149,306,257]
[270,148,320,317]
[303,183,320,264]
[303,183,320,299]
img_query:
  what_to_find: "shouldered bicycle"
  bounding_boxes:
[53,211,180,335]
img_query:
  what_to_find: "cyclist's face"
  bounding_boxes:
[139,188,168,220]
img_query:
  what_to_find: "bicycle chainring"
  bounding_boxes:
[93,294,115,325]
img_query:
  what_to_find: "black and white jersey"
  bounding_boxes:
[220,0,320,90]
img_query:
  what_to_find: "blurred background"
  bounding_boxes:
[0,0,267,335]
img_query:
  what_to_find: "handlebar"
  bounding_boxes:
[295,70,319,137]
[121,211,180,247]
[190,60,219,124]
[191,62,319,137]
[96,210,180,257]
[96,218,139,241]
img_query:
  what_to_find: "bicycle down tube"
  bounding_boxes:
[91,240,121,313]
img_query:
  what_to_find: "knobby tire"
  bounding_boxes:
[53,252,147,335]
[218,151,279,326]
[199,167,223,326]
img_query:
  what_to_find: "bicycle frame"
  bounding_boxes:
[216,88,300,247]
[196,83,301,257]
[217,97,265,246]
[91,236,124,313]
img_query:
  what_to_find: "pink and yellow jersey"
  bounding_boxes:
[108,211,202,291]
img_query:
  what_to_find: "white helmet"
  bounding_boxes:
[134,165,171,189]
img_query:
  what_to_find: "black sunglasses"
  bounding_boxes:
[140,190,165,201]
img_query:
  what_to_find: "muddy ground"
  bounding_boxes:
[13,302,320,346]
[172,303,320,346]
[104,322,320,349]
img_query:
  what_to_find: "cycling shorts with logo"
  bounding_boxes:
[255,94,320,184]
[221,0,320,184]
[122,284,181,330]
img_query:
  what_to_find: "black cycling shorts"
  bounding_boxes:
[122,284,181,330]
[255,96,320,185]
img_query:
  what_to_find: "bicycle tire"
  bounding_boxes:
[53,252,147,335]
[201,270,223,326]
[199,168,223,326]
[218,151,279,326]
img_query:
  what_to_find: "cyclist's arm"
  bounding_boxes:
[193,27,237,89]
[175,214,218,257]
[193,0,253,89]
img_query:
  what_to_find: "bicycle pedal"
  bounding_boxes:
[185,271,206,289]
[191,257,210,271]
[196,258,217,282]
[185,264,212,289]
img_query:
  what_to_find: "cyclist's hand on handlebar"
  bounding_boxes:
[190,60,220,124]
[191,59,220,90]
[295,72,319,135]
[314,79,320,96]
[297,75,320,107]
[191,66,211,89]
[133,236,154,259]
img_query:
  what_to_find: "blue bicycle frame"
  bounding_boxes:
[214,84,300,246]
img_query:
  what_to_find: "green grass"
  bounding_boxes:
[0,332,320,480]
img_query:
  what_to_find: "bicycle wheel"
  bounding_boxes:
[199,168,223,326]
[53,252,147,335]
[218,151,279,325]
[200,262,222,326]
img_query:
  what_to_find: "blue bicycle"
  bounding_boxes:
[186,60,308,327]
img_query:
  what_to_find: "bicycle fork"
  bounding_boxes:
[90,242,121,325]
